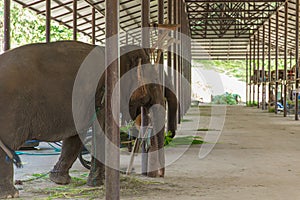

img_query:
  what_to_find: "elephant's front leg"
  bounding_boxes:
[147,105,166,177]
[49,135,83,185]
[87,107,106,187]
[157,129,165,177]
[0,149,19,198]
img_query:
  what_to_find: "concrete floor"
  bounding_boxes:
[15,105,300,199]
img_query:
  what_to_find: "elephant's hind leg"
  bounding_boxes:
[49,135,83,185]
[0,149,19,198]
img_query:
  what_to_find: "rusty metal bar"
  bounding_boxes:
[173,0,177,101]
[189,16,271,21]
[46,0,51,43]
[73,0,77,41]
[167,0,172,77]
[158,0,164,89]
[253,35,256,106]
[142,0,150,48]
[37,1,73,14]
[268,19,272,108]
[284,1,288,117]
[262,25,266,110]
[246,50,249,106]
[126,33,128,45]
[4,0,10,51]
[296,0,299,120]
[92,7,96,44]
[186,0,284,2]
[249,40,252,105]
[257,30,260,109]
[177,0,182,122]
[105,0,120,199]
[141,0,150,176]
[275,11,279,114]
[22,0,44,8]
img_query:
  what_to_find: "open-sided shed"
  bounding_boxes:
[2,0,300,199]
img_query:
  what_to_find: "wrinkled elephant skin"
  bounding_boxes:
[0,41,177,198]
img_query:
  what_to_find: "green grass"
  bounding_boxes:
[29,175,166,199]
[165,136,204,147]
[180,118,193,122]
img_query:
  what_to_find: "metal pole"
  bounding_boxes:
[73,0,77,41]
[181,1,186,115]
[284,0,288,117]
[177,0,182,122]
[4,0,11,51]
[92,7,96,44]
[257,31,260,108]
[125,33,128,45]
[167,0,172,77]
[142,0,150,48]
[275,11,279,114]
[246,51,249,105]
[262,25,266,110]
[249,39,252,106]
[296,0,299,120]
[253,35,256,106]
[173,0,177,97]
[105,0,120,199]
[141,0,150,176]
[46,0,51,43]
[158,0,164,93]
[268,18,272,109]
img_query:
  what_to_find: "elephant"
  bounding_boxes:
[0,41,178,198]
[50,44,178,184]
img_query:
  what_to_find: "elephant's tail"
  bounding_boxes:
[0,139,23,168]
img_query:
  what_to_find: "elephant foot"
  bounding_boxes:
[0,185,19,199]
[87,174,104,187]
[49,171,71,185]
[158,168,165,177]
[147,170,159,178]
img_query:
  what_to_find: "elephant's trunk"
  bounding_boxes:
[165,87,177,138]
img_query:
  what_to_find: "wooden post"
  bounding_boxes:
[167,0,172,77]
[92,7,96,44]
[262,25,266,110]
[296,0,299,120]
[175,0,181,122]
[158,0,164,101]
[253,35,256,106]
[257,31,260,108]
[284,1,288,117]
[73,0,77,41]
[105,0,120,199]
[4,0,10,51]
[46,0,51,43]
[268,19,272,109]
[173,0,177,100]
[249,39,252,105]
[141,0,150,176]
[246,51,249,105]
[275,11,279,114]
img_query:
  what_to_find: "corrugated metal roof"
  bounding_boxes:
[12,0,298,60]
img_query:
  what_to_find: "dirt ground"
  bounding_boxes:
[14,105,300,199]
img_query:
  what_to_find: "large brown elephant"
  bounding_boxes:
[0,41,177,198]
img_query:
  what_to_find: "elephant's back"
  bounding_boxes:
[0,41,105,139]
[0,41,105,92]
[0,41,99,77]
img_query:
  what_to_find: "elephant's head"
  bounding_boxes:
[119,45,177,137]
